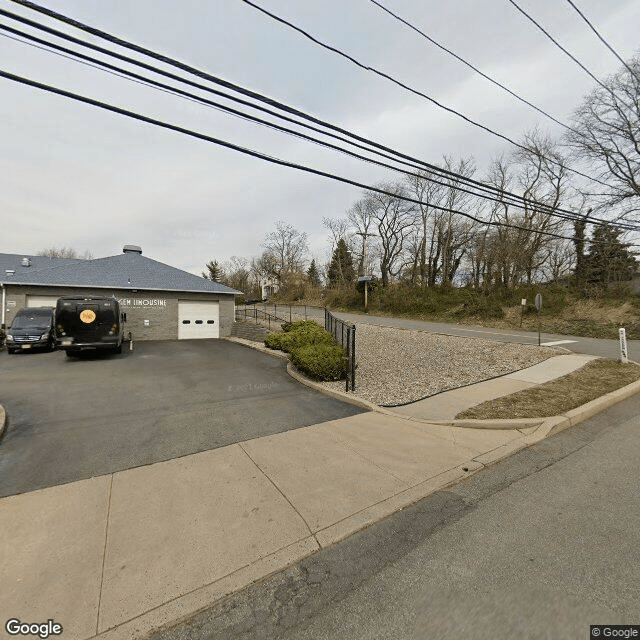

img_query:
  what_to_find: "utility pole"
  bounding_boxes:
[356,231,376,312]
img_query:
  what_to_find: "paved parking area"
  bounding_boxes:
[0,340,365,497]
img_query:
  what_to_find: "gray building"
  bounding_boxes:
[0,245,240,341]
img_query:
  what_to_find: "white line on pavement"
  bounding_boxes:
[540,340,578,346]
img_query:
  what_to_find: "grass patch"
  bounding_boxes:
[457,359,640,419]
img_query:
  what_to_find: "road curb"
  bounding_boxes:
[286,355,640,434]
[286,363,381,412]
[224,336,289,360]
[0,404,6,441]
[94,352,640,640]
[527,376,640,441]
[227,335,640,435]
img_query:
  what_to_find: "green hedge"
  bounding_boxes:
[265,319,347,381]
[290,343,347,381]
[265,320,335,353]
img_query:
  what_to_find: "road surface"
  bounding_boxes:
[152,392,640,640]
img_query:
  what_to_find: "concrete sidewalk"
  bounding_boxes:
[0,411,543,640]
[393,354,598,421]
[0,353,631,640]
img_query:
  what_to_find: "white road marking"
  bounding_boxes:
[540,340,578,346]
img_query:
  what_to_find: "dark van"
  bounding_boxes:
[6,307,55,354]
[54,297,126,355]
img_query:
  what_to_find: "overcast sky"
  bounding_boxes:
[1,0,638,274]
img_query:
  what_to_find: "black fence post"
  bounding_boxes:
[304,305,307,321]
[344,326,350,392]
[351,324,356,391]
[289,305,292,323]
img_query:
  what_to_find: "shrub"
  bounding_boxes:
[265,319,347,380]
[290,343,347,381]
[264,332,287,350]
[265,320,335,354]
[453,298,504,319]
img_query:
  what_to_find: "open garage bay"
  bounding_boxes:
[0,340,365,497]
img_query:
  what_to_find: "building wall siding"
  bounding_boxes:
[3,285,235,340]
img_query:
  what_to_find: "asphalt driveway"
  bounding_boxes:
[0,340,365,497]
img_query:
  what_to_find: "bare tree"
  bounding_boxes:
[512,130,571,285]
[322,216,354,284]
[37,246,93,259]
[261,221,309,289]
[482,133,572,289]
[541,239,576,283]
[347,198,377,276]
[404,169,445,286]
[436,157,479,285]
[564,55,640,216]
[223,256,251,293]
[366,185,416,286]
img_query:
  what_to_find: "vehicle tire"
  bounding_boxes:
[113,343,122,355]
[66,350,79,358]
[7,348,16,355]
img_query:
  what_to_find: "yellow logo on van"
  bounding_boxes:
[80,309,96,323]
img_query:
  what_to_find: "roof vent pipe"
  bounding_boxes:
[5,269,15,277]
[21,257,31,267]
[123,245,142,254]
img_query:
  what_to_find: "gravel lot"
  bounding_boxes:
[319,323,562,406]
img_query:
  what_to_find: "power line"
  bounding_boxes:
[0,68,581,242]
[9,0,615,193]
[507,0,636,110]
[0,21,558,221]
[0,7,554,210]
[0,24,640,238]
[237,0,613,190]
[563,0,636,78]
[369,0,577,134]
[1,9,619,231]
[4,19,635,234]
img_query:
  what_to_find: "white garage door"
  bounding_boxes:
[26,295,60,308]
[178,301,219,339]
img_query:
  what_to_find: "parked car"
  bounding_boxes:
[54,296,126,355]
[5,307,55,354]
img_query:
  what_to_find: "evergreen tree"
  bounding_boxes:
[585,226,636,284]
[327,239,355,287]
[306,259,321,286]
[202,260,225,282]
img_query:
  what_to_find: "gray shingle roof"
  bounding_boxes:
[0,253,83,275]
[0,251,240,295]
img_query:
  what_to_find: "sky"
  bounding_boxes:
[1,0,638,274]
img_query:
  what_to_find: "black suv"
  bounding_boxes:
[6,307,55,354]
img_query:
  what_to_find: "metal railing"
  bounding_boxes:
[235,305,287,329]
[324,308,356,392]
